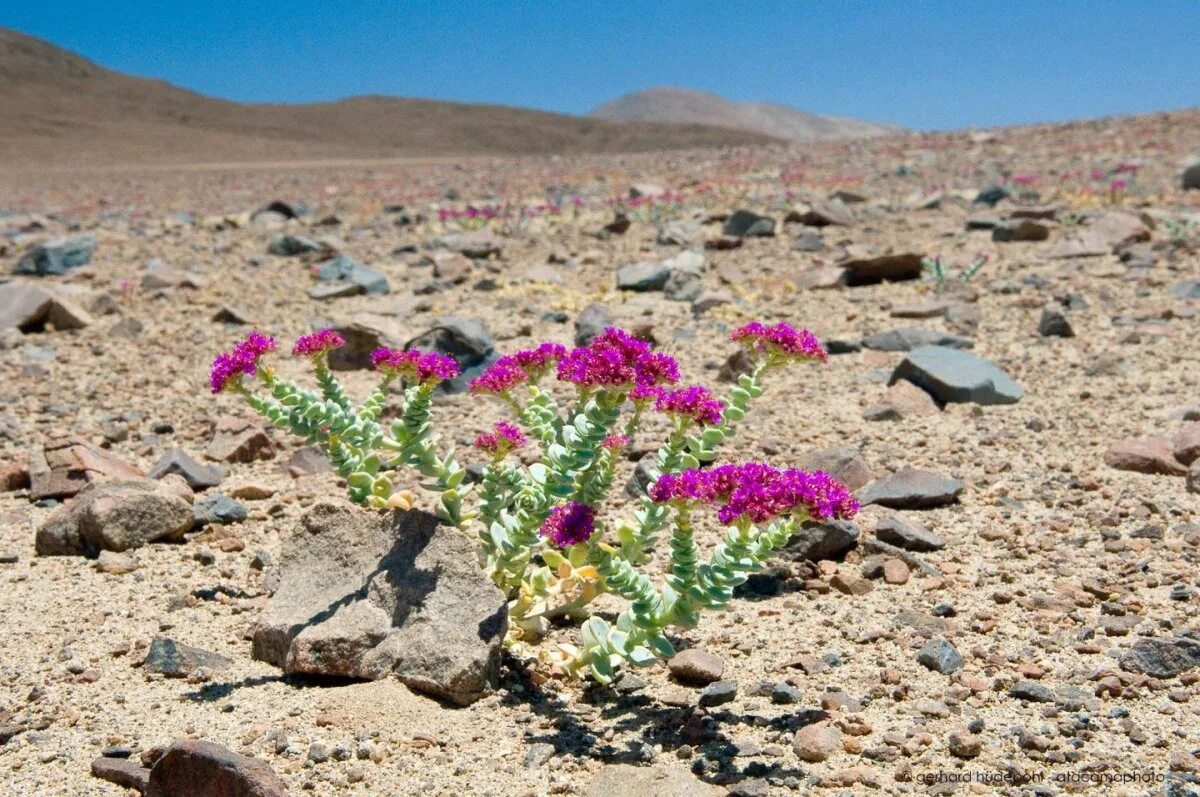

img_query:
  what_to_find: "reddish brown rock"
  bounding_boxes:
[28,437,143,500]
[205,416,275,463]
[91,756,150,793]
[1104,437,1188,476]
[0,461,30,492]
[795,446,874,492]
[1171,423,1200,466]
[145,739,288,797]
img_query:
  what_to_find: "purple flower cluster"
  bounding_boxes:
[650,463,858,525]
[292,328,345,358]
[538,501,596,547]
[210,332,277,394]
[473,421,527,455]
[469,343,567,396]
[601,434,630,450]
[730,321,827,363]
[654,385,725,427]
[370,349,461,383]
[556,328,679,391]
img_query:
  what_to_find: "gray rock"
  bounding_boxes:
[777,519,859,561]
[433,230,501,259]
[1170,280,1200,300]
[857,467,965,509]
[575,303,614,346]
[862,327,972,352]
[617,261,671,291]
[1038,306,1074,337]
[0,283,93,332]
[973,184,1010,207]
[523,743,556,768]
[143,637,232,678]
[35,479,194,556]
[795,446,874,491]
[723,210,775,237]
[314,254,389,295]
[148,448,226,491]
[1009,680,1054,702]
[266,234,321,256]
[890,345,1023,405]
[771,682,803,704]
[657,220,702,246]
[252,502,507,705]
[405,317,496,394]
[1119,637,1200,678]
[698,679,738,707]
[255,199,310,220]
[917,638,962,674]
[325,318,403,371]
[874,515,946,551]
[13,235,95,276]
[792,231,826,252]
[786,200,854,227]
[663,251,707,302]
[193,494,247,527]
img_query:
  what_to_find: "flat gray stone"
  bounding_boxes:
[1119,637,1200,678]
[13,235,95,276]
[617,261,670,291]
[857,467,964,509]
[890,345,1022,406]
[863,327,972,352]
[875,515,946,551]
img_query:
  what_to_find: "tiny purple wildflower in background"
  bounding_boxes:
[292,328,345,357]
[473,421,527,455]
[538,501,596,547]
[731,321,827,363]
[654,385,725,426]
[209,331,277,394]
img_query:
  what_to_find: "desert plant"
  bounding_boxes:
[921,253,988,288]
[209,322,857,681]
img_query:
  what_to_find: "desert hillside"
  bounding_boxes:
[592,86,904,142]
[0,28,780,167]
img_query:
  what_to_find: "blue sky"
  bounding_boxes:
[5,1,1198,131]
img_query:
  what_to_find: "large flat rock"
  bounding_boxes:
[890,345,1022,406]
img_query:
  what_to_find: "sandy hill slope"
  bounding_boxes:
[0,28,779,167]
[591,86,904,142]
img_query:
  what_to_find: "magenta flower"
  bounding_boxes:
[731,321,827,363]
[556,327,679,391]
[371,348,460,383]
[469,343,567,396]
[292,328,345,358]
[209,331,277,394]
[650,463,857,525]
[654,385,725,426]
[473,421,527,456]
[538,501,596,547]
[509,342,567,374]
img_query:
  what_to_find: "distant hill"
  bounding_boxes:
[591,87,904,142]
[0,28,778,167]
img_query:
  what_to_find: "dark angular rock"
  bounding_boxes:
[777,519,859,561]
[313,254,389,295]
[143,637,232,678]
[974,184,1011,207]
[992,219,1051,242]
[617,261,670,291]
[1184,162,1200,191]
[698,679,738,708]
[875,515,946,551]
[723,210,775,237]
[1038,306,1074,337]
[917,638,962,674]
[266,234,321,257]
[148,448,226,491]
[193,494,247,527]
[857,467,965,509]
[90,757,150,793]
[1119,637,1200,678]
[840,252,923,286]
[890,346,1023,406]
[1009,680,1054,702]
[0,283,92,332]
[575,303,614,346]
[13,235,95,276]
